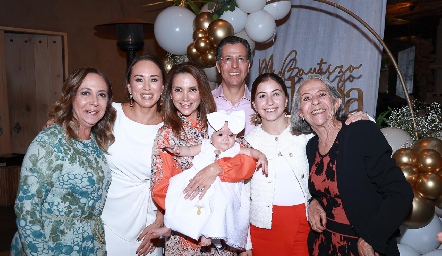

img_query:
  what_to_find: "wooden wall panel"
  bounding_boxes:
[5,33,37,153]
[0,27,66,155]
[0,166,20,207]
[33,35,63,131]
[0,31,12,155]
[33,35,51,131]
[47,36,63,104]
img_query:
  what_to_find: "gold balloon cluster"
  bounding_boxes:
[393,137,442,228]
[187,12,234,68]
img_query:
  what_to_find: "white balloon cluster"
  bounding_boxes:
[154,1,292,56]
[221,0,290,44]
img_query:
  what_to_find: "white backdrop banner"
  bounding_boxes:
[249,0,387,117]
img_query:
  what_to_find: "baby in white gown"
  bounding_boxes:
[155,110,267,250]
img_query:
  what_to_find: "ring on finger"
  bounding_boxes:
[198,187,204,192]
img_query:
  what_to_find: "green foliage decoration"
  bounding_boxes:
[173,0,237,18]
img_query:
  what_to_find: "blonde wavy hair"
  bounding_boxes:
[48,68,116,152]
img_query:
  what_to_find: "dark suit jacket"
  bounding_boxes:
[306,120,413,255]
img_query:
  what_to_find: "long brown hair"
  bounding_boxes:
[48,68,116,152]
[162,62,216,135]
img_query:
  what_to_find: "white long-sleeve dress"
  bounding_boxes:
[164,139,250,250]
[101,103,163,255]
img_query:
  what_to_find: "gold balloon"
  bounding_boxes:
[194,36,211,54]
[187,43,201,60]
[193,28,208,41]
[393,148,417,166]
[399,164,419,186]
[415,149,442,173]
[416,172,442,199]
[412,137,442,155]
[207,19,234,47]
[201,48,216,67]
[402,188,435,228]
[194,12,213,30]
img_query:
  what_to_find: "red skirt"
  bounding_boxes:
[250,204,310,256]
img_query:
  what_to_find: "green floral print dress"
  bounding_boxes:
[10,124,111,255]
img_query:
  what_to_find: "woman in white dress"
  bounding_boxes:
[102,55,165,256]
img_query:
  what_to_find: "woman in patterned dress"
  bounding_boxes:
[10,68,116,255]
[291,74,413,256]
[151,62,257,255]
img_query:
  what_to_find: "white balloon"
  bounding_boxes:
[263,1,292,20]
[154,6,195,55]
[200,3,213,13]
[398,215,442,254]
[380,127,413,154]
[245,10,276,43]
[220,7,248,33]
[237,0,266,14]
[422,249,442,256]
[203,66,219,83]
[397,243,420,256]
[234,30,255,52]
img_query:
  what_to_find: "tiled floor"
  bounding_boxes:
[0,206,16,253]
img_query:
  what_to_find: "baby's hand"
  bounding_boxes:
[256,154,268,176]
[163,146,181,155]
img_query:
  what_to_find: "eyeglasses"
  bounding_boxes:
[219,56,249,65]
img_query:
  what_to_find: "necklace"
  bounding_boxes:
[125,103,160,125]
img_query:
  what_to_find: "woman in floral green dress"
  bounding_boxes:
[10,67,116,255]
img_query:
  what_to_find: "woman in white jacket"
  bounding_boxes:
[244,73,312,256]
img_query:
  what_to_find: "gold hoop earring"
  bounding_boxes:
[129,94,134,107]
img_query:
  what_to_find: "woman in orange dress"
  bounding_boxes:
[151,62,256,255]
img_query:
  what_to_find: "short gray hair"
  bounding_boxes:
[290,74,347,135]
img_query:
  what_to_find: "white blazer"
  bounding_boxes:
[245,124,313,229]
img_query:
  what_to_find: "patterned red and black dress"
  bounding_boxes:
[308,138,359,256]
